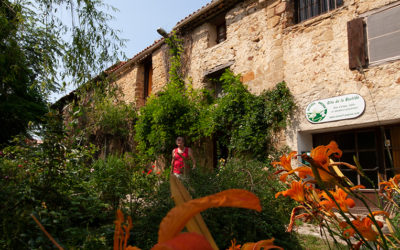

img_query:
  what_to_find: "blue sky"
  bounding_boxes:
[51,0,210,101]
[109,0,210,58]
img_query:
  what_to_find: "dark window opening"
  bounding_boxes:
[208,13,227,47]
[205,68,227,98]
[312,125,400,189]
[204,67,230,168]
[216,21,227,44]
[295,0,343,23]
[144,59,153,99]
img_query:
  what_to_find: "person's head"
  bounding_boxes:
[176,137,185,148]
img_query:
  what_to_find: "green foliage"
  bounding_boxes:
[86,97,137,139]
[134,33,205,161]
[208,70,295,160]
[90,155,135,209]
[0,1,47,144]
[135,55,295,163]
[134,82,204,160]
[15,0,125,93]
[164,32,185,87]
[1,0,125,145]
[128,172,174,249]
[0,113,114,249]
[66,81,137,156]
[184,159,300,249]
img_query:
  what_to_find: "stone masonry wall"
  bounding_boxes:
[282,0,400,149]
[113,47,168,107]
[114,65,139,104]
[181,0,400,151]
[151,47,168,94]
[112,0,400,155]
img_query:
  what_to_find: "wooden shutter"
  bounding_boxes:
[347,18,366,70]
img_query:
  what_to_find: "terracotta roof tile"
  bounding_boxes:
[104,61,127,74]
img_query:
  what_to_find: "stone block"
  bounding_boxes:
[268,16,281,29]
[266,7,275,18]
[241,71,255,82]
[275,2,287,15]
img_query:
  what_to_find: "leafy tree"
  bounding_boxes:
[0,1,47,144]
[0,0,125,144]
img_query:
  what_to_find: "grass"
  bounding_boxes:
[298,234,347,250]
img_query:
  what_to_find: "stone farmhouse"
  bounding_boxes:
[67,0,400,193]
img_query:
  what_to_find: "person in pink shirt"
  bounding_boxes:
[171,137,196,178]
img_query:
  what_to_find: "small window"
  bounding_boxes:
[366,4,400,65]
[206,70,225,98]
[295,0,343,23]
[216,21,227,44]
[347,4,400,69]
[144,59,152,99]
[208,13,227,47]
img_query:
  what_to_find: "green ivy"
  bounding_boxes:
[208,71,295,161]
[135,32,295,163]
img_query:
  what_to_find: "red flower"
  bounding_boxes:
[18,164,23,168]
[147,169,153,175]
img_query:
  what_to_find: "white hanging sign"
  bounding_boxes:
[305,94,365,123]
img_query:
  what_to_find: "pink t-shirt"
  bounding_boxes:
[173,147,189,174]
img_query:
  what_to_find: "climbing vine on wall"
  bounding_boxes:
[208,71,295,161]
[134,33,296,162]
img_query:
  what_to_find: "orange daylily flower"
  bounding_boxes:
[114,189,263,250]
[241,238,283,250]
[380,174,400,190]
[227,239,241,250]
[319,188,355,212]
[157,189,262,244]
[152,232,213,250]
[272,151,297,171]
[273,151,313,182]
[114,210,133,250]
[309,141,342,182]
[275,180,306,203]
[339,216,384,241]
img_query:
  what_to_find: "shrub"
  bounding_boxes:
[183,159,301,249]
[90,155,135,210]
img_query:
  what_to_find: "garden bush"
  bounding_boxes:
[178,159,301,249]
[0,114,114,249]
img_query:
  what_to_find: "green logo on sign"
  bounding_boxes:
[306,101,327,122]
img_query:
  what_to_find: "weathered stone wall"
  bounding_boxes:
[113,47,168,107]
[183,0,289,94]
[114,65,139,104]
[282,0,400,150]
[110,0,400,158]
[151,47,168,94]
[180,0,400,151]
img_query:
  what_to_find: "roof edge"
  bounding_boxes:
[174,0,224,31]
[110,38,165,76]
